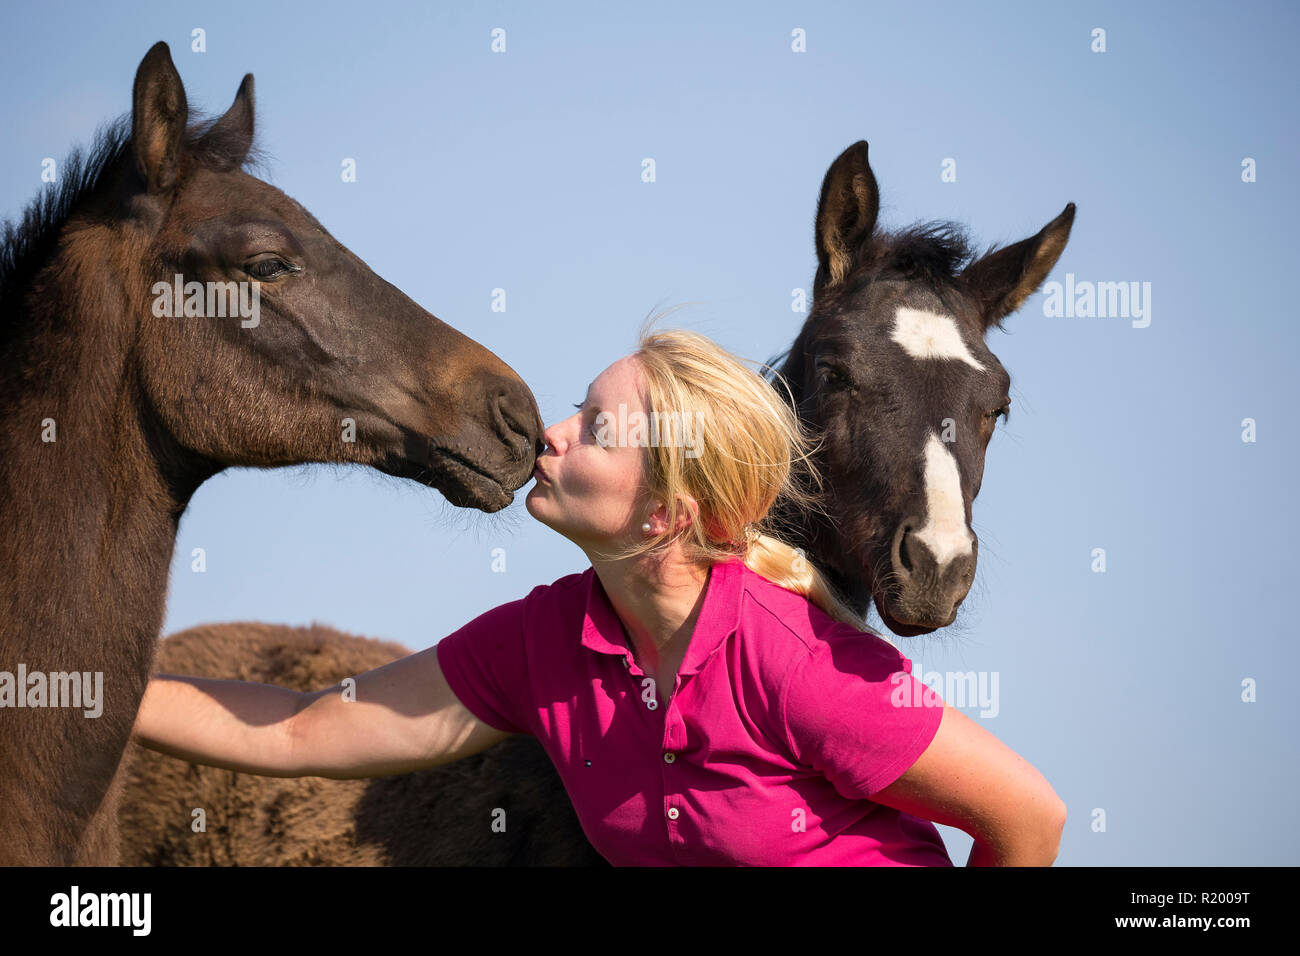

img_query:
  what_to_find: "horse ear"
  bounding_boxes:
[200,73,255,172]
[132,41,188,193]
[962,203,1076,329]
[814,141,880,289]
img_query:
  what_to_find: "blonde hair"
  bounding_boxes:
[596,313,890,641]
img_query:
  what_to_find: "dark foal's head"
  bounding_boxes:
[772,141,1074,636]
[105,43,542,509]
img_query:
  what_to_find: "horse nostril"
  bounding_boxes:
[898,524,914,573]
[491,384,541,457]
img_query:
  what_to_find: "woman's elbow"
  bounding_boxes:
[1036,794,1068,865]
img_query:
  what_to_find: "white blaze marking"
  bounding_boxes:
[891,307,985,370]
[912,433,974,567]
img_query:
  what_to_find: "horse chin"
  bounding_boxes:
[874,593,952,637]
[430,451,515,512]
[851,545,946,637]
[385,450,514,513]
[875,604,935,638]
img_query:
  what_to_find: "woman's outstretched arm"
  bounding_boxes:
[131,673,303,776]
[131,644,513,779]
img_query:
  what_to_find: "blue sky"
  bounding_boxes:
[2,0,1296,866]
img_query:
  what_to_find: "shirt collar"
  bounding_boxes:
[580,555,748,676]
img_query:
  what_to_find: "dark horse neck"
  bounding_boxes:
[768,353,874,624]
[0,232,213,865]
[769,486,872,621]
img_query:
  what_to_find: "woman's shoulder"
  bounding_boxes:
[730,567,922,757]
[520,566,591,616]
[737,565,899,660]
[526,566,590,596]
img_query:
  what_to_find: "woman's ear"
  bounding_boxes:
[671,495,700,533]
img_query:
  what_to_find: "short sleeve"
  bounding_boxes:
[781,629,945,800]
[435,596,531,736]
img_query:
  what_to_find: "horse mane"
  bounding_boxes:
[0,109,265,318]
[853,220,980,290]
[0,117,131,309]
[802,218,999,328]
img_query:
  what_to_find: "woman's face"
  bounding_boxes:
[526,355,653,553]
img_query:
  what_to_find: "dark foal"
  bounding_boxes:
[768,140,1074,634]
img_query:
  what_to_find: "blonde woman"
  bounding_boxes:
[133,324,1064,866]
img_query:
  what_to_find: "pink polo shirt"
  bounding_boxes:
[436,555,952,866]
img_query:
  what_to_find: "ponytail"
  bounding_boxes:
[742,528,895,645]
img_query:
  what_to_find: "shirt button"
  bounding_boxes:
[667,807,679,820]
[663,752,676,764]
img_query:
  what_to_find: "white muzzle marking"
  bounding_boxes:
[912,433,975,567]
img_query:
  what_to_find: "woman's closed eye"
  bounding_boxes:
[573,403,597,439]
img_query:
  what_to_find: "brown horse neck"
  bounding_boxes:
[2,212,198,624]
[0,222,199,864]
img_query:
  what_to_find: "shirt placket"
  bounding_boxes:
[621,652,691,863]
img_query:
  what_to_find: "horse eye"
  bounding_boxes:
[245,257,292,280]
[816,363,850,388]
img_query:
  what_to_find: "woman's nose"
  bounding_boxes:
[542,411,579,453]
[541,422,564,454]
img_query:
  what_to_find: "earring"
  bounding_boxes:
[641,523,652,533]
